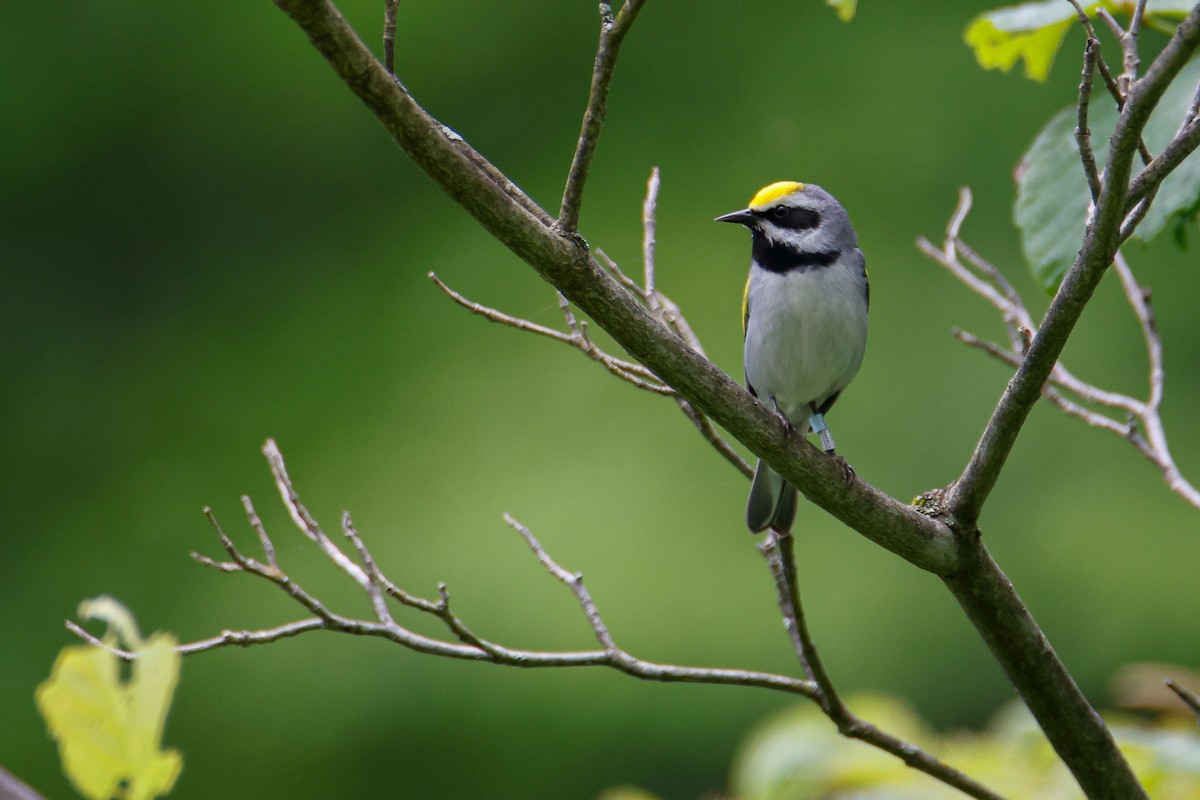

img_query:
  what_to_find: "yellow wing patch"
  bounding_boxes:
[749,181,805,210]
[742,275,751,337]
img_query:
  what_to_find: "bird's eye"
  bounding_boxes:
[770,207,820,230]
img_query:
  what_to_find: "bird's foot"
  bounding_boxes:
[770,397,796,434]
[829,453,856,485]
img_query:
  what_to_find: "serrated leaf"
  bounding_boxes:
[36,598,182,800]
[965,1,1192,82]
[825,0,857,22]
[1015,57,1200,292]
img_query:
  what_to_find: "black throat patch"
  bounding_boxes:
[751,235,842,274]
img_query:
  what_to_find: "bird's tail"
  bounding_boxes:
[746,459,798,534]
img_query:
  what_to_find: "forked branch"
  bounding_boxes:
[435,168,752,478]
[759,533,1004,800]
[920,186,1199,511]
[69,440,1003,799]
[948,4,1200,527]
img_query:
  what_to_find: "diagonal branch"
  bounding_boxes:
[1124,116,1200,211]
[921,191,1200,511]
[559,0,648,232]
[270,0,956,575]
[263,2,1166,794]
[1166,678,1200,720]
[946,5,1200,527]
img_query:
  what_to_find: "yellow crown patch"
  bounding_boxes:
[748,181,806,210]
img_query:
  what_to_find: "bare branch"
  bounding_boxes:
[263,438,372,590]
[429,271,674,395]
[759,532,1006,800]
[77,489,823,698]
[504,513,618,654]
[242,495,276,569]
[343,512,393,625]
[923,196,1200,512]
[559,0,648,231]
[947,7,1200,527]
[1077,37,1104,201]
[1167,678,1200,720]
[1125,117,1200,210]
[256,3,1174,791]
[642,166,661,303]
[675,396,753,478]
[1068,1,1124,112]
[1072,2,1154,165]
[383,0,400,75]
[1125,0,1149,83]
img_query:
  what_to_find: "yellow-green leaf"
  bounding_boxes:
[35,597,182,800]
[825,0,857,22]
[964,1,1093,82]
[965,1,1192,82]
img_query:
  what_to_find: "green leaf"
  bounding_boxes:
[965,0,1086,81]
[825,0,857,22]
[35,597,183,800]
[1015,57,1200,291]
[965,2,1192,82]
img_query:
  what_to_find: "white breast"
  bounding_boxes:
[743,258,868,424]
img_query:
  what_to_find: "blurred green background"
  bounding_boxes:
[3,1,1199,797]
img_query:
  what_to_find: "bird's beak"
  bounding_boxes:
[714,208,756,226]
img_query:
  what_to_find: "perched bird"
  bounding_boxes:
[716,181,869,534]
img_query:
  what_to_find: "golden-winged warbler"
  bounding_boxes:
[716,181,868,534]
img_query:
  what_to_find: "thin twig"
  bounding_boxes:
[434,171,752,476]
[433,583,505,656]
[429,271,674,394]
[1167,679,1200,719]
[263,438,372,590]
[343,512,393,625]
[643,166,661,307]
[383,0,400,75]
[1125,117,1200,211]
[242,495,276,569]
[1072,4,1154,165]
[1125,0,1149,84]
[758,532,1006,800]
[1068,1,1123,109]
[1185,75,1200,127]
[922,192,1200,511]
[559,0,648,231]
[1077,37,1105,201]
[676,397,753,478]
[504,513,617,654]
[1099,8,1130,92]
